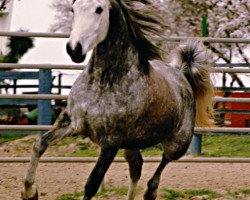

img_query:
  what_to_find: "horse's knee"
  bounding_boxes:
[33,130,56,156]
[162,138,191,161]
[33,137,46,156]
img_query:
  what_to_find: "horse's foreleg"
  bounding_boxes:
[124,149,143,200]
[21,129,73,199]
[22,111,73,200]
[21,146,40,200]
[144,154,169,200]
[83,146,119,200]
[21,132,55,200]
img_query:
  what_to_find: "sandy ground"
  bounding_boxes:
[0,135,250,199]
[0,162,250,200]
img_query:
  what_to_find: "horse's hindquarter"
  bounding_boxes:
[149,61,196,159]
[121,63,195,149]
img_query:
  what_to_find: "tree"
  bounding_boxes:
[0,0,10,11]
[49,0,73,33]
[0,34,34,94]
[50,0,249,68]
[0,35,34,63]
[151,0,249,90]
[50,0,249,57]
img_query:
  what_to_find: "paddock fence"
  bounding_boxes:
[0,31,249,163]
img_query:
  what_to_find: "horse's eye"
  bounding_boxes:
[95,6,103,14]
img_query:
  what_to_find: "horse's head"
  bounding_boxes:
[66,0,110,63]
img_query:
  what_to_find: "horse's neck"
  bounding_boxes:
[88,7,147,86]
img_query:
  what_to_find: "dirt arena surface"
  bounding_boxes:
[0,161,250,200]
[0,136,249,199]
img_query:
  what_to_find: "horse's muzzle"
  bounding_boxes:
[66,42,86,63]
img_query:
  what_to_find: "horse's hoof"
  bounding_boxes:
[144,190,157,200]
[21,188,38,200]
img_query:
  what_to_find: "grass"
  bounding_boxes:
[226,189,250,199]
[56,188,250,200]
[65,135,250,158]
[0,133,26,144]
[55,191,83,200]
[139,135,250,158]
[55,187,128,200]
[1,133,250,158]
[161,189,219,200]
[241,189,250,195]
[95,187,128,197]
[141,144,162,157]
[202,135,250,157]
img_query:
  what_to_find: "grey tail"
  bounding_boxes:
[170,40,214,127]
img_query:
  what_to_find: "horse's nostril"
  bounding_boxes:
[75,42,82,53]
[66,42,73,55]
[66,42,86,63]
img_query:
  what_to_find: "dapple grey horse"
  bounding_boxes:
[22,0,214,199]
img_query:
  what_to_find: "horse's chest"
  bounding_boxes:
[68,79,148,136]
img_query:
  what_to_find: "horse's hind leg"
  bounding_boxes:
[21,111,73,200]
[83,145,119,200]
[124,149,143,200]
[144,154,170,200]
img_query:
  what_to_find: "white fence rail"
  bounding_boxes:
[0,94,250,103]
[0,125,249,135]
[0,63,250,73]
[1,31,250,43]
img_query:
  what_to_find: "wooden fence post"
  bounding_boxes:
[38,69,52,128]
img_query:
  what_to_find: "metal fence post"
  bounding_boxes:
[38,69,52,128]
[191,16,209,156]
[191,134,202,156]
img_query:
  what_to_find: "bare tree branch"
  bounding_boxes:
[206,42,245,87]
[236,43,249,64]
[0,0,9,11]
[206,43,231,63]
